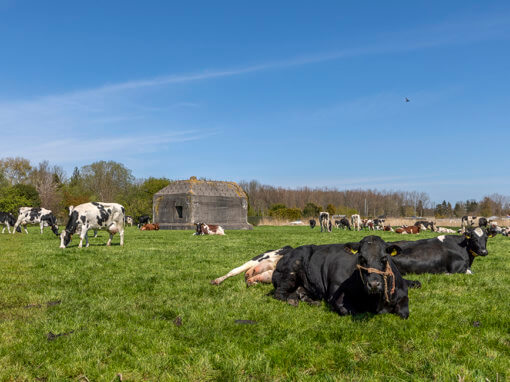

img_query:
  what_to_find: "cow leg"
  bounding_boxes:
[40,222,44,234]
[1,226,6,234]
[23,224,29,234]
[393,295,410,319]
[93,230,98,238]
[211,260,258,285]
[107,233,113,246]
[119,227,124,246]
[329,290,349,315]
[296,286,321,306]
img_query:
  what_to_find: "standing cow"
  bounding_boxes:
[319,212,331,233]
[60,202,125,248]
[351,214,362,231]
[309,219,316,229]
[12,207,59,235]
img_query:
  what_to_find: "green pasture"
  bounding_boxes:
[0,226,509,381]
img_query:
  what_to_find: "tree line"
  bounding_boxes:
[239,180,510,219]
[1,157,508,222]
[0,157,169,221]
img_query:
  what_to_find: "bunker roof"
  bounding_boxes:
[155,176,247,198]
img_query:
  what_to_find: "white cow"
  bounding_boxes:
[351,214,362,231]
[13,207,59,235]
[60,202,125,248]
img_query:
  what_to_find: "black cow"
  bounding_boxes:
[309,219,316,229]
[137,215,151,228]
[389,227,494,275]
[272,236,418,319]
[336,218,351,230]
[0,212,20,233]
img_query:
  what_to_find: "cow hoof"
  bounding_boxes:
[287,299,299,307]
[210,279,220,285]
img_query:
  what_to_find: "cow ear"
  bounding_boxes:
[344,243,360,255]
[386,245,401,257]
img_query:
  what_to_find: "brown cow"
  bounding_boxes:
[140,223,160,231]
[396,225,420,234]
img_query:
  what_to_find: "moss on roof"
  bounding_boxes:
[154,176,247,198]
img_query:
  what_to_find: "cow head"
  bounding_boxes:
[50,224,59,236]
[463,227,490,257]
[194,222,203,235]
[60,211,79,248]
[60,230,72,248]
[344,236,402,295]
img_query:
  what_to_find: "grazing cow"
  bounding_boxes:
[1,212,21,233]
[319,212,331,233]
[272,236,419,318]
[60,202,125,248]
[362,219,374,230]
[12,207,59,235]
[461,216,488,232]
[137,215,151,228]
[309,219,316,229]
[210,246,294,286]
[351,214,362,231]
[414,221,436,232]
[140,223,160,231]
[389,227,494,275]
[337,217,351,230]
[125,215,134,227]
[195,222,225,235]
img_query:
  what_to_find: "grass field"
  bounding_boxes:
[0,226,509,381]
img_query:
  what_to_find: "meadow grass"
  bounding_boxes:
[0,226,509,381]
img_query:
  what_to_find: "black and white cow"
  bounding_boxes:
[336,217,351,230]
[137,215,151,228]
[373,219,385,230]
[309,219,316,229]
[389,227,494,275]
[60,202,125,248]
[1,212,20,233]
[351,214,362,231]
[319,212,331,233]
[125,215,134,227]
[272,236,419,318]
[461,216,488,232]
[12,207,59,235]
[211,246,294,285]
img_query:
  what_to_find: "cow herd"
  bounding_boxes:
[212,225,497,318]
[1,203,506,319]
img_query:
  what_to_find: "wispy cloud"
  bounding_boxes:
[1,10,508,173]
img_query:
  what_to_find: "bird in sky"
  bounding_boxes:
[405,97,410,102]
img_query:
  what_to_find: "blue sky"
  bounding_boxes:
[1,1,509,203]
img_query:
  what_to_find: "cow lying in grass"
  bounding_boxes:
[272,236,419,318]
[388,227,494,275]
[211,246,294,286]
[395,225,420,234]
[195,223,225,235]
[140,223,160,231]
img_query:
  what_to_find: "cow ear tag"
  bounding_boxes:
[350,248,358,254]
[465,235,471,239]
[390,249,398,256]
